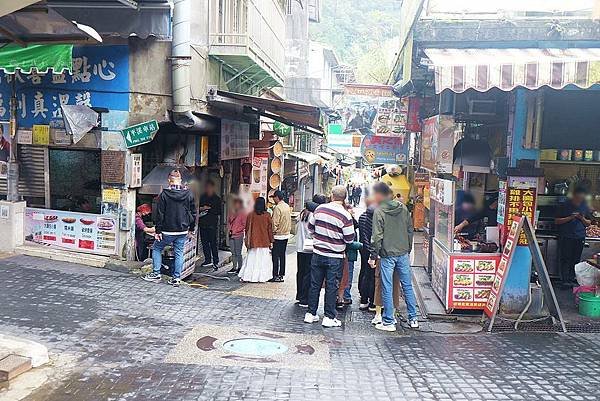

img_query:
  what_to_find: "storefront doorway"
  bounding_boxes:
[49,149,102,214]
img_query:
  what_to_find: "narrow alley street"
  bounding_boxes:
[0,252,599,401]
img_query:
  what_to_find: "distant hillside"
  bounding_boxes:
[309,0,402,83]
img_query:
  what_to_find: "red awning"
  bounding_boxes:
[424,48,600,93]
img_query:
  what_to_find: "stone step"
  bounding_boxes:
[15,244,109,268]
[0,354,32,382]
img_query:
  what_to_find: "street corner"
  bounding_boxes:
[165,324,331,371]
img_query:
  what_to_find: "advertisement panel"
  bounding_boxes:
[421,115,455,173]
[24,208,118,255]
[360,134,408,164]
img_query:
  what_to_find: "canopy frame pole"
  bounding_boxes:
[7,78,19,202]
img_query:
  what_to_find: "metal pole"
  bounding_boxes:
[7,78,18,202]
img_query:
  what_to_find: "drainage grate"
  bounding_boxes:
[486,319,600,334]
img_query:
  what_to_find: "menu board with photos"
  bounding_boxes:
[24,208,118,255]
[374,97,408,137]
[448,254,501,309]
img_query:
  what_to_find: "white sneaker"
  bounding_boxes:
[409,319,419,329]
[371,314,382,325]
[359,303,369,310]
[375,322,397,332]
[304,312,319,324]
[322,317,342,328]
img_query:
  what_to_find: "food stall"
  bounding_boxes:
[430,178,502,312]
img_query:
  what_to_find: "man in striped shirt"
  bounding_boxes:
[304,185,355,328]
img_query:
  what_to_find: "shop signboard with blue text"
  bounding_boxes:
[0,45,129,128]
[360,134,408,164]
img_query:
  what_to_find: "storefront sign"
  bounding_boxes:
[448,254,500,309]
[344,84,394,98]
[122,120,158,148]
[101,150,126,184]
[360,134,408,164]
[24,208,118,255]
[374,97,408,137]
[221,119,249,160]
[0,45,129,128]
[32,125,50,145]
[129,154,142,188]
[484,216,522,317]
[328,133,355,155]
[0,121,9,179]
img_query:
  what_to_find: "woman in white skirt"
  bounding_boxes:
[239,197,273,282]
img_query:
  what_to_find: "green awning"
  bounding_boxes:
[0,44,73,74]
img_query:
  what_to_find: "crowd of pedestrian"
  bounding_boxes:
[141,171,417,332]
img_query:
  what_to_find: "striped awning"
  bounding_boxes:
[424,48,600,93]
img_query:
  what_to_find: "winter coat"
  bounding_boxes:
[371,199,413,258]
[155,188,197,234]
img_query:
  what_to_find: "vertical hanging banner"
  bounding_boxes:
[498,176,538,245]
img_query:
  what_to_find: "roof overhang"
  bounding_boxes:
[0,7,101,45]
[48,0,172,40]
[285,151,321,165]
[0,0,41,18]
[208,90,324,135]
[425,47,600,93]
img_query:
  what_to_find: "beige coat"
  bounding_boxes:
[272,201,291,237]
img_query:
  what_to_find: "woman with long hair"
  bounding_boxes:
[295,193,327,307]
[238,197,273,282]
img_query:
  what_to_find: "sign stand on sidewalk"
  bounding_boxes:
[484,216,566,333]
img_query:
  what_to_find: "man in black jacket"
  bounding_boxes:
[198,180,222,269]
[143,170,196,287]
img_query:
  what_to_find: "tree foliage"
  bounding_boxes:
[309,0,402,84]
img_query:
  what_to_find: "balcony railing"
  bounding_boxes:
[209,0,285,85]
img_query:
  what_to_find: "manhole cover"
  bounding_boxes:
[223,338,288,357]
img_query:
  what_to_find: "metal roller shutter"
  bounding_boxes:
[0,145,47,197]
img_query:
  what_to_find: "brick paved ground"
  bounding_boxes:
[0,254,599,401]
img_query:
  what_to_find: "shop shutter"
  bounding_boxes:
[0,145,47,198]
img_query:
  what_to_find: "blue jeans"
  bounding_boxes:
[380,253,418,324]
[343,261,355,300]
[152,234,187,279]
[308,254,344,319]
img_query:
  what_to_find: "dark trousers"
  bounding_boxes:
[296,252,313,303]
[308,254,343,319]
[358,248,375,305]
[272,239,288,277]
[558,237,584,283]
[199,227,219,265]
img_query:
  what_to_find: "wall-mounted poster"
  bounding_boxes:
[421,115,455,173]
[221,119,249,160]
[360,134,408,165]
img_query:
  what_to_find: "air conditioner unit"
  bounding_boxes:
[468,99,496,116]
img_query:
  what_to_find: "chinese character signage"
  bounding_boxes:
[32,125,50,145]
[121,120,158,148]
[360,134,408,164]
[0,45,129,128]
[24,208,118,256]
[0,121,9,179]
[498,176,538,245]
